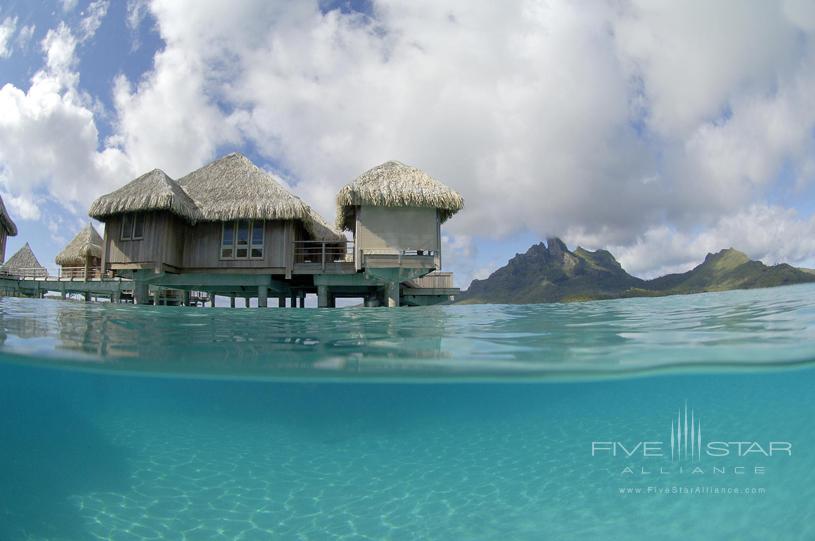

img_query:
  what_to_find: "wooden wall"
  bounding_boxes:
[182,220,292,269]
[356,206,440,253]
[104,212,295,272]
[106,211,184,268]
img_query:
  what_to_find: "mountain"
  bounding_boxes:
[640,248,813,294]
[458,239,815,304]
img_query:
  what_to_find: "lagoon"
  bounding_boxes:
[1,284,815,540]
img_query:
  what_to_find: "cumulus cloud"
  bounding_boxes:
[0,191,41,221]
[600,205,815,278]
[3,1,815,283]
[0,16,17,58]
[0,22,133,221]
[114,2,815,238]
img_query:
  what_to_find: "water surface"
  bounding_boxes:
[1,284,814,540]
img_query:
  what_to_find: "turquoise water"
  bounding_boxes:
[1,284,815,540]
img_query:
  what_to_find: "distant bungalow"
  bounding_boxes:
[88,153,463,307]
[2,242,45,278]
[55,223,104,279]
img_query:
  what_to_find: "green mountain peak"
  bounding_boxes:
[458,240,815,304]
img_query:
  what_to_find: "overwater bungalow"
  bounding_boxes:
[55,224,104,279]
[1,243,46,279]
[0,194,18,263]
[88,153,462,307]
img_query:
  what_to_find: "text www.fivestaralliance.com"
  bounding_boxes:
[618,486,766,496]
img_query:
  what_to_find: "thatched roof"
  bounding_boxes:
[0,194,18,236]
[89,153,343,241]
[303,206,345,241]
[88,169,200,222]
[336,160,464,231]
[2,242,44,271]
[178,153,312,222]
[55,223,103,266]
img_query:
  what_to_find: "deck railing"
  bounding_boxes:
[59,266,104,280]
[0,267,114,280]
[0,267,50,279]
[408,271,454,289]
[293,240,354,270]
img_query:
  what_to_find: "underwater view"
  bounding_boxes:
[2,283,815,540]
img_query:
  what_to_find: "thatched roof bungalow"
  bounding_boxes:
[89,169,200,223]
[336,161,463,271]
[336,160,463,231]
[55,224,104,267]
[89,153,342,278]
[84,154,461,308]
[2,242,46,277]
[55,224,104,278]
[0,194,18,263]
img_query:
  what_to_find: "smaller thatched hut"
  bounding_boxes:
[2,242,46,278]
[0,194,18,264]
[56,223,104,278]
[336,161,463,271]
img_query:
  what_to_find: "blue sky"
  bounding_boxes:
[2,0,815,286]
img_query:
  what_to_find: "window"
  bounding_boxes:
[121,213,144,241]
[221,219,264,259]
[251,221,264,258]
[236,219,249,258]
[221,221,235,258]
[121,214,132,240]
[132,213,144,239]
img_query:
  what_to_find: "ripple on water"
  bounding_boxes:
[0,284,814,380]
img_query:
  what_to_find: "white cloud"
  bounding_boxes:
[79,0,110,43]
[47,215,68,246]
[61,0,79,13]
[42,22,77,76]
[0,191,41,220]
[3,1,815,282]
[109,1,814,248]
[126,0,149,50]
[0,22,133,221]
[0,16,17,58]
[603,205,815,278]
[16,24,35,50]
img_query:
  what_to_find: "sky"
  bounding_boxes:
[2,0,815,288]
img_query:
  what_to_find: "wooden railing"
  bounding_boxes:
[59,266,104,280]
[293,240,354,270]
[0,267,49,279]
[409,271,454,289]
[0,267,112,280]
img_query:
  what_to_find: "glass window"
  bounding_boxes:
[237,221,249,245]
[251,220,264,259]
[221,222,235,259]
[252,221,263,245]
[121,214,132,240]
[222,222,235,245]
[220,219,261,259]
[132,213,144,239]
[236,220,249,258]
